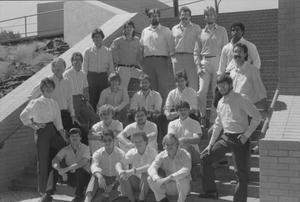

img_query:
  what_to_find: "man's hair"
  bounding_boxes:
[162,133,179,147]
[216,73,233,85]
[51,58,66,72]
[174,71,188,82]
[98,104,115,116]
[71,52,83,62]
[67,128,82,138]
[146,8,160,18]
[91,28,105,39]
[175,101,190,111]
[132,132,148,144]
[139,74,151,83]
[179,6,192,16]
[102,129,115,139]
[108,72,121,84]
[134,107,147,116]
[40,77,55,93]
[234,43,248,60]
[123,21,136,37]
[204,6,217,17]
[231,22,245,33]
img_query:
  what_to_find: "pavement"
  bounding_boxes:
[0,191,260,202]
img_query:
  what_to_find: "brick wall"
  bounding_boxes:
[278,0,300,95]
[260,140,300,202]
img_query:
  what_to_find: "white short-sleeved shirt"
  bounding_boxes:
[89,120,123,154]
[123,120,158,150]
[56,143,91,172]
[168,117,202,152]
[124,146,157,178]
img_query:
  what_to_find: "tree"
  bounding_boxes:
[0,30,21,42]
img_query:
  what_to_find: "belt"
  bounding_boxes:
[118,64,139,68]
[87,71,107,74]
[221,132,242,142]
[145,55,168,58]
[175,52,193,55]
[201,55,216,59]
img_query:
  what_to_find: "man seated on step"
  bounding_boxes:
[164,71,198,121]
[88,104,123,154]
[167,101,202,166]
[118,107,158,152]
[116,132,158,202]
[40,128,91,202]
[147,133,191,202]
[85,130,126,202]
[129,74,168,150]
[198,74,262,202]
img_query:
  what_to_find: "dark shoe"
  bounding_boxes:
[198,192,218,199]
[39,194,53,202]
[159,197,170,202]
[71,196,84,202]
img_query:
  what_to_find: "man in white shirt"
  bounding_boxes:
[116,132,157,202]
[172,6,202,91]
[199,74,261,202]
[218,22,261,74]
[140,8,175,101]
[147,133,191,202]
[168,101,202,165]
[85,130,125,202]
[118,107,158,152]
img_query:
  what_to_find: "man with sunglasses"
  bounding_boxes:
[85,130,125,202]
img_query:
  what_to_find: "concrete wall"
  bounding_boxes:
[260,0,300,201]
[64,1,127,46]
[37,1,64,37]
[278,0,300,95]
[0,12,137,192]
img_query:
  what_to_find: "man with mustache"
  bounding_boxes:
[171,6,202,91]
[218,22,261,74]
[140,8,175,101]
[194,6,228,125]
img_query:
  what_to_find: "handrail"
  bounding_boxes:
[261,88,280,136]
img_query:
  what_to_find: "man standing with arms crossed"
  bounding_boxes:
[172,6,202,91]
[140,8,175,101]
[199,74,262,202]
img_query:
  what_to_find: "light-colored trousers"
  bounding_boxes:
[147,176,190,202]
[198,56,220,119]
[172,53,199,91]
[117,66,143,92]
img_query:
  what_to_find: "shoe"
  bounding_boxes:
[159,197,170,202]
[39,194,53,202]
[71,196,84,202]
[198,192,218,199]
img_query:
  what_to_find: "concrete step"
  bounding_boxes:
[215,166,260,182]
[226,153,259,168]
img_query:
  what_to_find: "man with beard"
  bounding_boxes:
[83,28,114,111]
[198,74,261,202]
[172,7,201,91]
[218,22,261,74]
[194,6,228,124]
[147,133,191,202]
[110,21,143,92]
[130,74,167,150]
[118,107,158,152]
[140,8,175,101]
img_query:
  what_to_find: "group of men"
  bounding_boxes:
[20,5,269,202]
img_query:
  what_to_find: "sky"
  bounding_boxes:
[0,0,278,36]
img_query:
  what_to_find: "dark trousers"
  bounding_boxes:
[45,164,90,198]
[200,133,250,202]
[61,109,89,145]
[36,123,66,193]
[87,71,108,111]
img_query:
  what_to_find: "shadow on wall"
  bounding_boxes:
[274,100,287,111]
